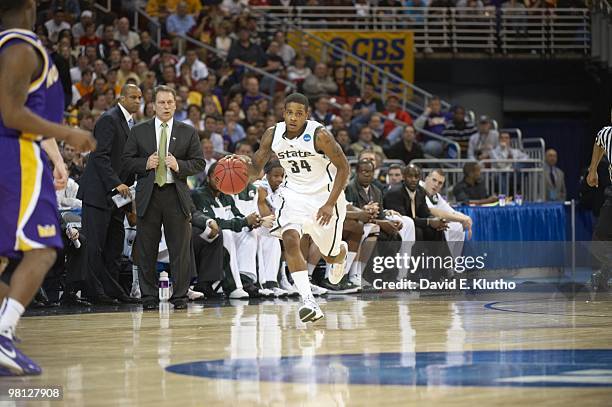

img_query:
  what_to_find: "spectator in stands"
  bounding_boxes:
[544,148,567,201]
[368,113,386,145]
[328,116,345,135]
[184,104,205,130]
[242,75,264,111]
[204,115,225,151]
[386,164,404,188]
[384,125,424,165]
[214,21,233,58]
[442,105,477,142]
[167,2,197,39]
[227,26,266,67]
[303,62,338,100]
[177,64,195,88]
[467,115,499,160]
[91,92,109,116]
[287,54,312,87]
[115,17,140,50]
[354,83,384,114]
[174,95,188,122]
[56,170,82,210]
[382,94,413,139]
[453,162,498,205]
[45,7,71,43]
[351,127,386,158]
[79,23,100,47]
[223,110,247,145]
[178,48,209,81]
[161,64,177,85]
[117,56,140,87]
[295,39,317,71]
[490,131,528,169]
[72,10,94,42]
[311,96,335,126]
[261,41,286,96]
[188,137,216,190]
[415,96,450,157]
[336,128,355,157]
[333,65,360,99]
[97,24,120,62]
[71,69,94,105]
[147,0,202,16]
[61,143,84,181]
[134,31,159,66]
[222,0,248,15]
[273,30,296,66]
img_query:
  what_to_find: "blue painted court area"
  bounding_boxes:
[167,349,612,387]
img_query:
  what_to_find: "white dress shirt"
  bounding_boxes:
[154,116,175,183]
[118,103,134,127]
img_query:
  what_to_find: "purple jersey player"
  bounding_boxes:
[0,0,95,376]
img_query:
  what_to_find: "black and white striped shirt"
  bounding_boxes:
[596,126,612,182]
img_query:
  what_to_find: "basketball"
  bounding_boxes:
[213,157,249,195]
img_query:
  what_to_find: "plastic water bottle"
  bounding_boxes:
[159,271,170,302]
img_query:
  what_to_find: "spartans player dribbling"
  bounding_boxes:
[239,93,350,323]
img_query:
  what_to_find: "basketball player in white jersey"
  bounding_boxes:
[239,93,350,323]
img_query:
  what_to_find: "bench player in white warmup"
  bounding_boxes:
[240,93,350,323]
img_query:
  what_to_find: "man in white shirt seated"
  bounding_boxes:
[490,132,529,168]
[421,169,473,259]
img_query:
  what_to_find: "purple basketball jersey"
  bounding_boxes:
[0,29,65,257]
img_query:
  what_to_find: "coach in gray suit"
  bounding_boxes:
[544,148,566,201]
[123,85,205,309]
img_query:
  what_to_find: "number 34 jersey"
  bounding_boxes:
[271,120,337,194]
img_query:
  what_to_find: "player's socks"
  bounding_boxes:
[0,298,25,337]
[307,263,316,277]
[292,270,314,300]
[345,252,357,277]
[349,261,363,286]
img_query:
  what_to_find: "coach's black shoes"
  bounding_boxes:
[299,297,324,323]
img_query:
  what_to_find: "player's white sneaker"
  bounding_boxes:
[229,287,249,299]
[328,241,348,284]
[258,288,275,298]
[310,283,328,296]
[187,288,204,301]
[271,286,289,297]
[280,280,300,297]
[298,297,324,323]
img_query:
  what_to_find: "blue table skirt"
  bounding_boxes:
[452,203,597,269]
[454,203,567,242]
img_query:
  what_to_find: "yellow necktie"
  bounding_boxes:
[155,123,168,186]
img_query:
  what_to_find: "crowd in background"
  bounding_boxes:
[17,1,574,307]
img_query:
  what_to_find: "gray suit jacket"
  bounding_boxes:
[122,118,205,218]
[544,164,566,201]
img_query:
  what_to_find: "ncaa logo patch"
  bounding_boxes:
[303,134,312,142]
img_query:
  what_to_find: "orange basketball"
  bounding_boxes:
[213,157,249,195]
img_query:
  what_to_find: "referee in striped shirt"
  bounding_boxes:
[587,120,612,290]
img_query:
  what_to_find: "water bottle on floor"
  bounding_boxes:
[159,271,170,302]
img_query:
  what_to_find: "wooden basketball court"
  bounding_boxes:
[5,291,612,406]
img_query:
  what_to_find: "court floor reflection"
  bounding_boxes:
[11,292,612,406]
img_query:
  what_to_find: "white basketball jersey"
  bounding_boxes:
[271,120,336,194]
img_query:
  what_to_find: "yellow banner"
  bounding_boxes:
[289,31,414,94]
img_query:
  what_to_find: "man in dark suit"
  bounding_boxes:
[123,85,205,310]
[78,84,143,304]
[383,164,448,241]
[384,164,451,282]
